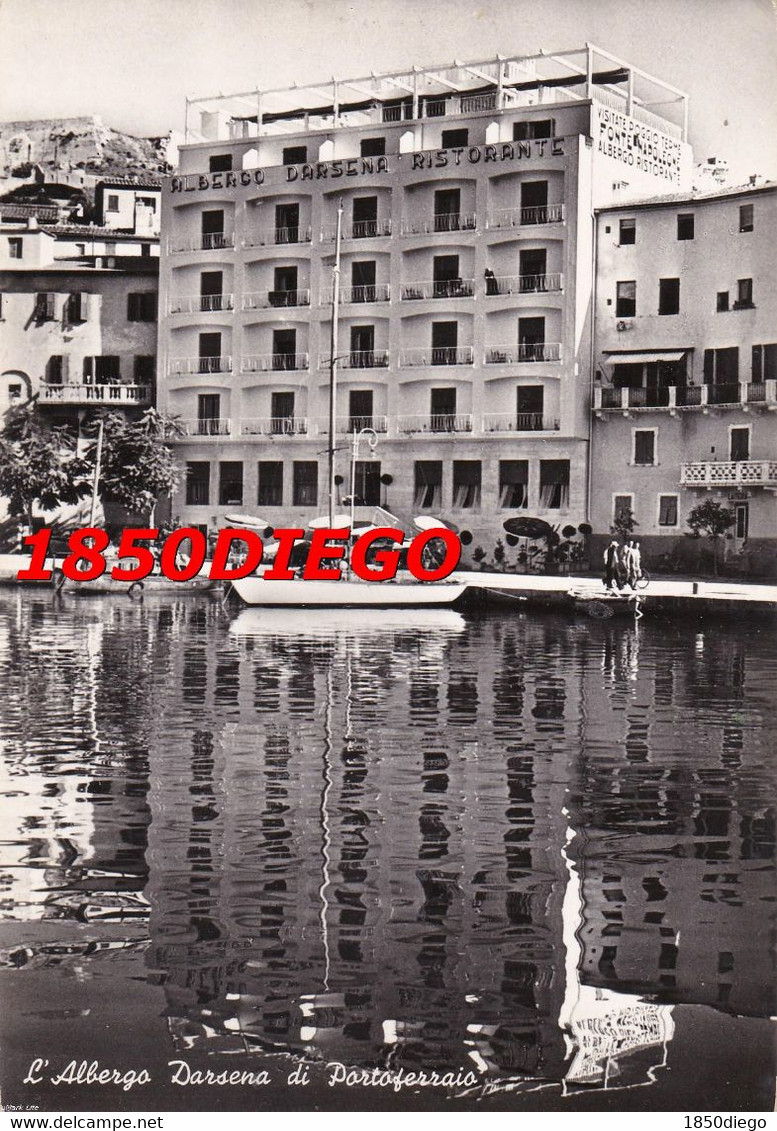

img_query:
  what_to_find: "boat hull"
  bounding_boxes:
[230,576,466,607]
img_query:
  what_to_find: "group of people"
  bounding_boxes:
[604,538,643,591]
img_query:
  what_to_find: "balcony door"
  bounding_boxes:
[349,389,373,432]
[519,248,547,290]
[430,387,457,431]
[352,197,378,238]
[273,328,297,370]
[521,181,548,223]
[350,325,375,368]
[201,209,224,238]
[199,332,222,373]
[197,393,221,436]
[271,391,295,434]
[516,385,544,429]
[431,321,458,365]
[275,203,300,243]
[200,270,223,311]
[434,189,460,231]
[352,260,376,302]
[433,255,460,297]
[730,427,750,461]
[271,265,298,307]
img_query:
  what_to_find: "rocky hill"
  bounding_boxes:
[0,116,173,182]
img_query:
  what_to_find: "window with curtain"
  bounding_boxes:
[414,461,442,510]
[499,460,529,509]
[452,461,481,509]
[539,460,569,509]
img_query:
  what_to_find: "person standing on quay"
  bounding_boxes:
[604,539,621,590]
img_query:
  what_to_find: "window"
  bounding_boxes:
[734,503,749,541]
[729,427,750,461]
[197,394,221,434]
[66,292,88,322]
[353,460,381,505]
[270,392,295,433]
[282,145,307,166]
[433,188,461,231]
[735,278,753,308]
[430,387,457,430]
[704,347,739,384]
[348,389,373,431]
[186,462,210,505]
[619,218,636,245]
[275,202,300,242]
[8,237,23,258]
[441,128,468,149]
[499,460,529,509]
[614,494,634,522]
[513,119,553,140]
[717,291,730,312]
[633,429,656,465]
[201,209,224,235]
[521,180,548,222]
[258,461,283,507]
[91,356,120,383]
[431,321,458,365]
[452,461,481,509]
[106,194,120,212]
[739,203,753,232]
[677,213,694,240]
[34,292,56,321]
[616,280,636,317]
[293,461,318,507]
[658,495,679,527]
[127,292,157,321]
[516,386,544,428]
[133,355,155,382]
[658,278,680,315]
[414,461,442,510]
[208,154,232,172]
[199,332,222,369]
[8,383,22,400]
[352,196,378,238]
[752,343,777,382]
[539,460,570,509]
[360,137,385,157]
[46,355,65,384]
[351,260,376,301]
[272,328,297,369]
[218,462,243,506]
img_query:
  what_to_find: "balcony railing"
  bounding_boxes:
[485,273,563,296]
[482,412,560,432]
[320,218,392,241]
[241,352,309,372]
[401,212,477,236]
[240,417,308,436]
[680,460,777,488]
[397,413,474,434]
[243,289,311,310]
[168,232,235,253]
[178,418,232,437]
[400,346,474,367]
[169,294,234,314]
[323,283,391,304]
[485,204,565,229]
[401,279,475,300]
[317,415,389,435]
[319,350,390,370]
[39,383,152,406]
[485,343,562,364]
[169,356,232,375]
[244,226,312,247]
[595,381,775,412]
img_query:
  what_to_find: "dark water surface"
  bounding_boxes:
[0,592,774,1112]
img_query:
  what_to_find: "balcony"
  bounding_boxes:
[244,226,312,247]
[241,352,309,372]
[169,356,232,376]
[319,350,390,370]
[38,383,152,406]
[482,412,560,432]
[168,232,235,253]
[323,283,391,304]
[485,204,565,229]
[240,417,308,436]
[169,294,234,314]
[485,273,563,296]
[485,343,562,364]
[316,415,389,435]
[397,413,474,434]
[680,460,777,489]
[243,289,311,310]
[401,212,477,236]
[594,381,776,413]
[320,218,392,241]
[401,279,475,300]
[400,346,474,367]
[177,418,232,437]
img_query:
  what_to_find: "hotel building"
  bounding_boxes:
[592,182,777,575]
[157,46,692,550]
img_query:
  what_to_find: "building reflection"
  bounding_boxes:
[0,595,773,1097]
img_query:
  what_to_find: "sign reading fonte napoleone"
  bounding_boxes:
[594,104,684,184]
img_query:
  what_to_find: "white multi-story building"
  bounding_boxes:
[156,46,692,552]
[592,182,777,575]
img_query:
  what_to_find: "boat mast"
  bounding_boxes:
[88,417,105,528]
[327,199,344,528]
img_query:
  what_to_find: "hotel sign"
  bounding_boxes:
[169,138,566,193]
[594,105,683,185]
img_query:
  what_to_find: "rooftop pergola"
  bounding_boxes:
[184,44,688,144]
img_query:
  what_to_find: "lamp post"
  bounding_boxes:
[348,426,378,551]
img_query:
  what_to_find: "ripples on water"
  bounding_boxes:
[0,593,774,1108]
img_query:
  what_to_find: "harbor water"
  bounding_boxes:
[0,592,774,1112]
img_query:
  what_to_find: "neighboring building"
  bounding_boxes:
[156,46,692,548]
[0,216,158,422]
[95,177,162,235]
[591,182,777,576]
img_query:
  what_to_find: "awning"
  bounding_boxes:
[602,351,687,365]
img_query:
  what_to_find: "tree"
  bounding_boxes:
[611,506,638,541]
[0,403,91,525]
[686,499,734,575]
[86,408,183,519]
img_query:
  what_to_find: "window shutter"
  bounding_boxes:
[45,293,56,320]
[60,354,69,383]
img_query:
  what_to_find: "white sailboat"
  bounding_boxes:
[230,201,467,610]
